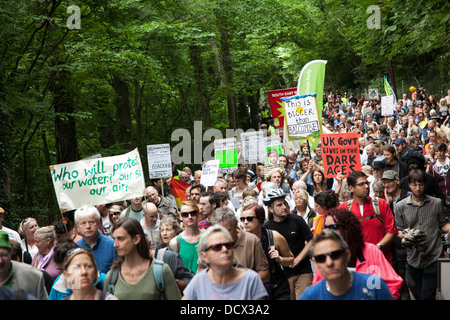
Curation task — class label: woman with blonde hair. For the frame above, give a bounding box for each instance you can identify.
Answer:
[292,189,317,229]
[63,248,117,300]
[31,226,61,280]
[18,217,39,263]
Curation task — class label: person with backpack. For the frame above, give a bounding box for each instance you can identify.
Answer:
[104,218,181,300]
[240,196,293,300]
[262,189,314,300]
[338,171,398,264]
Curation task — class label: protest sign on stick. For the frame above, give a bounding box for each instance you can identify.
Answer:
[282,93,321,141]
[265,135,283,163]
[241,131,266,164]
[147,144,172,179]
[214,138,238,173]
[321,132,361,178]
[200,160,220,187]
[381,95,395,116]
[50,148,145,212]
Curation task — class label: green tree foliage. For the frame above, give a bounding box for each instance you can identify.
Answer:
[0,0,447,225]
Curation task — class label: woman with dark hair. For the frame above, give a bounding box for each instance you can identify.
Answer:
[312,208,403,299]
[312,191,340,235]
[383,144,408,179]
[240,197,293,300]
[104,218,181,300]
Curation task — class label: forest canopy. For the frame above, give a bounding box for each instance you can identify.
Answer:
[0,0,448,224]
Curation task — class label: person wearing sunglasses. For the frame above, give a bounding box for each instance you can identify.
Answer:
[169,201,203,274]
[312,208,403,300]
[182,224,267,300]
[241,196,293,300]
[211,207,270,284]
[299,229,393,300]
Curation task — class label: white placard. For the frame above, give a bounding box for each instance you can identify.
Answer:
[284,95,320,139]
[241,131,266,164]
[147,144,172,179]
[50,148,145,211]
[200,160,220,187]
[381,95,395,116]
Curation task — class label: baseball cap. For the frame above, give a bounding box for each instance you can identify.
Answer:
[393,138,406,145]
[372,161,385,170]
[0,231,12,251]
[381,170,399,180]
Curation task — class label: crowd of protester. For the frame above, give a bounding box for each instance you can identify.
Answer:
[1,86,450,300]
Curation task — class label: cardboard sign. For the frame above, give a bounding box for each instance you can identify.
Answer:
[214,138,238,173]
[283,93,321,140]
[265,136,283,163]
[381,95,395,116]
[321,132,361,178]
[50,148,146,211]
[200,160,220,187]
[241,131,266,164]
[147,144,172,179]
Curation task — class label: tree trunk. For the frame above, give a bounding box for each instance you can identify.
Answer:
[388,59,397,98]
[50,66,78,164]
[112,75,133,150]
[219,22,238,129]
[189,45,210,127]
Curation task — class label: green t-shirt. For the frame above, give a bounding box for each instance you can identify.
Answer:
[104,260,181,300]
[179,235,199,274]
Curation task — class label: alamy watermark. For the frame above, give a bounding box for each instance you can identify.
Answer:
[366,5,381,30]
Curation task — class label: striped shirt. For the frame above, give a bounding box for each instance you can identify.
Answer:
[394,195,447,269]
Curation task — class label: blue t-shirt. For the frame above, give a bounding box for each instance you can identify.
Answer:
[299,271,393,300]
[76,233,117,274]
[183,268,267,300]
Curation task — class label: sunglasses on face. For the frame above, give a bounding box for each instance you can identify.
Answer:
[205,241,235,252]
[323,224,339,230]
[313,249,346,264]
[239,216,257,222]
[180,210,198,218]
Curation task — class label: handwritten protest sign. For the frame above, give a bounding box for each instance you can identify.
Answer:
[241,131,266,164]
[50,148,145,211]
[147,144,172,179]
[200,160,220,187]
[265,136,282,163]
[282,93,321,141]
[381,95,395,116]
[321,132,361,178]
[214,138,238,173]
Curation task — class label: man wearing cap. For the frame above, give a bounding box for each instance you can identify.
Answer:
[382,170,409,211]
[393,138,414,164]
[370,161,385,198]
[0,231,48,300]
[0,208,21,244]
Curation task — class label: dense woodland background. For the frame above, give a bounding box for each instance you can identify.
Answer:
[0,0,448,226]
